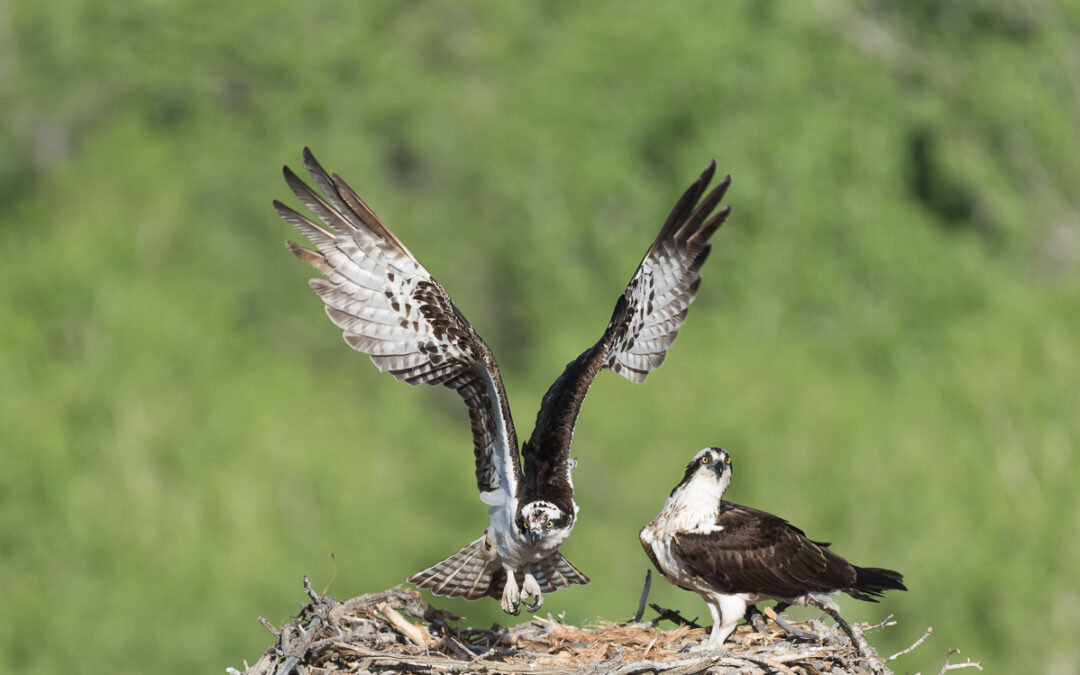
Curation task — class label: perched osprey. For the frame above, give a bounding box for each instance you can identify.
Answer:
[275,149,732,615]
[640,447,906,649]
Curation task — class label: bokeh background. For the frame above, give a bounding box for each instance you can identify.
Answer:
[2,1,1078,673]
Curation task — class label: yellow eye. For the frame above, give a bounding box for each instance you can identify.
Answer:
[545,520,554,529]
[701,455,710,464]
[724,456,731,465]
[521,519,528,530]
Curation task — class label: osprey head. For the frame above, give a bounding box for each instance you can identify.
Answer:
[674,447,733,495]
[519,500,569,546]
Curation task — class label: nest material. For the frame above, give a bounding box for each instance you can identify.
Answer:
[235,579,899,675]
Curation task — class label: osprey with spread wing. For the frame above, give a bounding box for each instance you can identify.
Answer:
[275,149,731,614]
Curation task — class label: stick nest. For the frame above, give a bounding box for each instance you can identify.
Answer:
[234,578,903,675]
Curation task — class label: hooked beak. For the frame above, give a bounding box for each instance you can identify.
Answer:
[520,524,544,544]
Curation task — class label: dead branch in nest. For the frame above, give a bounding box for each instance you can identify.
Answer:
[647,603,701,629]
[631,570,652,623]
[233,577,954,675]
[937,648,983,674]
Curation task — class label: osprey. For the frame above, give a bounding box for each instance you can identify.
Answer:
[275,149,732,615]
[640,447,906,649]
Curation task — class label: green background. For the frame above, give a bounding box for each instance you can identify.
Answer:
[2,2,1077,673]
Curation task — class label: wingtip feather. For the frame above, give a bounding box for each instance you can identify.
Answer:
[700,158,717,184]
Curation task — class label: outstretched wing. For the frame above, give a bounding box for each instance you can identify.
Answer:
[672,502,857,599]
[604,161,731,383]
[521,163,731,502]
[275,148,521,501]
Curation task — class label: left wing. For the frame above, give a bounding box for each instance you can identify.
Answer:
[521,163,731,500]
[604,160,732,383]
[275,148,523,503]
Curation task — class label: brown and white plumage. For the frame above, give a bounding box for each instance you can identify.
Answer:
[276,148,731,614]
[640,448,906,649]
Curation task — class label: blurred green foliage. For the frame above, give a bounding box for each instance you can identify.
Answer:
[1,1,1078,673]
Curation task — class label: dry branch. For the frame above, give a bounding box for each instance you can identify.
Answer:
[937,648,983,674]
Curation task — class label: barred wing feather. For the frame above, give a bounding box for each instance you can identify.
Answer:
[275,148,521,499]
[520,163,730,503]
[606,163,731,383]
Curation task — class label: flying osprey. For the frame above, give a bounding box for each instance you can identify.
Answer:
[275,148,731,614]
[640,447,906,649]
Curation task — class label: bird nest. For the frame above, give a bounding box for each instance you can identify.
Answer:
[232,577,929,675]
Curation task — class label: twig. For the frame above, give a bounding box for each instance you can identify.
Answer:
[642,636,658,657]
[377,602,431,647]
[887,626,933,661]
[321,553,337,598]
[273,653,299,675]
[765,648,833,663]
[747,656,797,675]
[807,598,854,643]
[808,598,885,674]
[648,603,701,629]
[257,617,280,637]
[861,614,897,631]
[938,648,983,674]
[302,575,319,603]
[608,653,725,675]
[763,606,825,641]
[632,570,652,623]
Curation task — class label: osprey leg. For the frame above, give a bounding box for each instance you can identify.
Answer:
[520,573,542,612]
[500,568,521,615]
[702,592,746,650]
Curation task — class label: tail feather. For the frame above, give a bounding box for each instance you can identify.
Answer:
[524,552,590,593]
[847,566,907,602]
[408,536,500,600]
[409,538,590,603]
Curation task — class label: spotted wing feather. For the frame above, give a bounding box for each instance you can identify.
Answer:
[276,148,521,498]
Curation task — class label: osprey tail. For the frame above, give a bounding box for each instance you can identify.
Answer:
[847,565,907,601]
[522,551,591,592]
[408,536,501,600]
[408,536,590,602]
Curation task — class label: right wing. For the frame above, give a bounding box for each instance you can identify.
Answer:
[274,148,521,501]
[522,163,731,499]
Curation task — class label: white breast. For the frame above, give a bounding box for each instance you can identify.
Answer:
[640,473,726,588]
[650,476,723,538]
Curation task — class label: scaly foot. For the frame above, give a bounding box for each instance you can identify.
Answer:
[500,570,520,615]
[521,573,542,612]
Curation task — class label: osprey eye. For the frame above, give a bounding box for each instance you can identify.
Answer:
[701,456,710,465]
[546,520,554,529]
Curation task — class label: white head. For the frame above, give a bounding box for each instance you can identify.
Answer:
[672,447,733,498]
[519,500,570,546]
